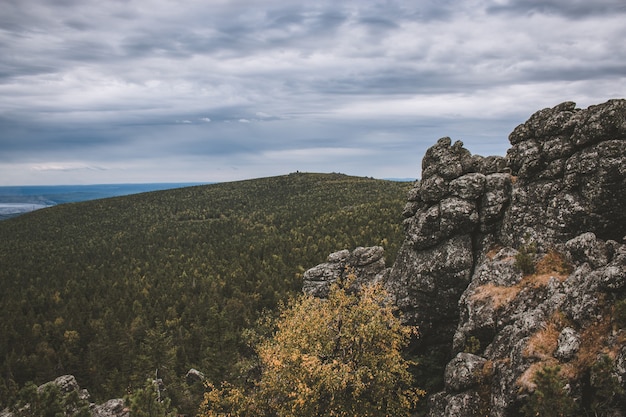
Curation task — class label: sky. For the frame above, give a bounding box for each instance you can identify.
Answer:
[1,0,625,185]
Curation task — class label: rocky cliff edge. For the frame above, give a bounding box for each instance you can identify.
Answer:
[304,99,626,416]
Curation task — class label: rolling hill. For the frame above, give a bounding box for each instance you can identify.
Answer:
[0,172,411,412]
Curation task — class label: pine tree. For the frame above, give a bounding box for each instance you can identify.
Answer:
[521,365,577,417]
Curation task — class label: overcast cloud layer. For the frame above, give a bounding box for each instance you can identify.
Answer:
[1,0,625,185]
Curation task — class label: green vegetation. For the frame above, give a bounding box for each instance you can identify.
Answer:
[127,378,178,417]
[10,381,91,417]
[614,297,626,328]
[0,173,411,413]
[588,354,625,416]
[521,365,576,417]
[199,275,424,417]
[514,239,537,276]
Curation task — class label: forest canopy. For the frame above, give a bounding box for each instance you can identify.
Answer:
[0,173,411,414]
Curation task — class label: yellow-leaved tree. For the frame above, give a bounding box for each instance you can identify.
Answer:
[199,273,424,417]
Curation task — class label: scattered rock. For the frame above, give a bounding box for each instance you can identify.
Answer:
[302,246,386,298]
[185,368,205,385]
[444,353,488,393]
[554,327,580,361]
[92,399,129,417]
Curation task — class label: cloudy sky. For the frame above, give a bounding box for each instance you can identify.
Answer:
[1,0,624,185]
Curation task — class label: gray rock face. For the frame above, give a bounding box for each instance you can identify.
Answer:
[444,353,488,393]
[302,246,387,298]
[389,137,510,349]
[502,99,626,247]
[38,375,88,400]
[554,327,580,361]
[388,100,626,416]
[92,399,129,417]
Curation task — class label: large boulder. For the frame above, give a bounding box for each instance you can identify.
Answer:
[302,246,387,298]
[502,99,626,247]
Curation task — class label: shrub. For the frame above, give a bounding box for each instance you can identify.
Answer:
[614,298,626,329]
[515,241,537,276]
[521,365,577,417]
[587,354,625,415]
[199,275,424,417]
[126,379,178,417]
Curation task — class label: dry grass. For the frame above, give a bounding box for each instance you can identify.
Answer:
[486,245,504,260]
[535,250,573,278]
[523,322,560,360]
[523,272,565,288]
[471,250,571,311]
[471,283,521,310]
[471,274,557,310]
[572,315,612,371]
[521,311,616,385]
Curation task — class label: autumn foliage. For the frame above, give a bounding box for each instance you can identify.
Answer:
[199,274,424,417]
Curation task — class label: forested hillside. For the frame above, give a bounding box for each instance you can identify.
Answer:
[0,173,410,412]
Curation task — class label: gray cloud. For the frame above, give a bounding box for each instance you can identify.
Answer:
[0,0,624,185]
[487,0,626,18]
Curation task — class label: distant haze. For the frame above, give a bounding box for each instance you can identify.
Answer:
[1,0,624,185]
[0,183,206,219]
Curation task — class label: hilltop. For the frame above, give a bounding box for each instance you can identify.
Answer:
[0,172,411,414]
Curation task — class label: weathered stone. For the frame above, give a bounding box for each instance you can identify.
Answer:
[500,100,626,247]
[444,353,488,392]
[569,99,626,146]
[398,100,626,416]
[406,181,421,202]
[439,197,479,236]
[2,375,130,417]
[327,249,350,263]
[453,247,521,352]
[402,201,420,218]
[507,139,542,179]
[422,137,474,180]
[449,173,486,201]
[185,368,205,384]
[508,101,577,145]
[388,234,474,347]
[554,327,580,361]
[478,155,508,174]
[565,232,610,268]
[428,391,483,417]
[302,246,387,298]
[479,174,512,229]
[350,245,384,266]
[421,175,449,203]
[92,399,129,417]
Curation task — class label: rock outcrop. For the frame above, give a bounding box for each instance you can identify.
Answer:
[387,137,511,347]
[1,375,129,417]
[302,99,626,416]
[302,246,387,297]
[402,99,626,416]
[503,99,626,248]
